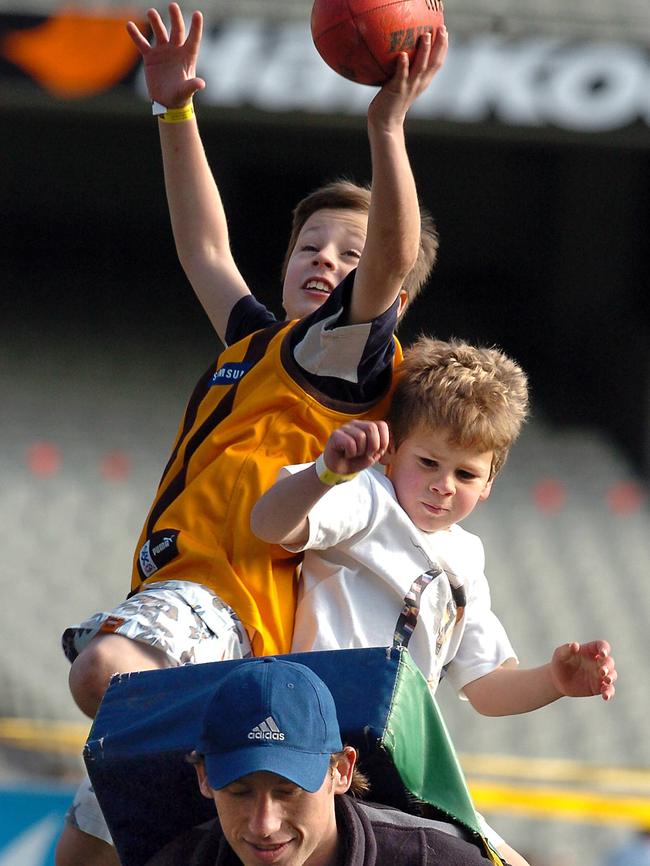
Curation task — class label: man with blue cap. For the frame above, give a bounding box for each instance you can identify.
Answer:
[145,657,493,866]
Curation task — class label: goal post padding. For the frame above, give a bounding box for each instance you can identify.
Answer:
[85,647,485,866]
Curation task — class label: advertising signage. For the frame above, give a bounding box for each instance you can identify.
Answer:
[1,10,650,140]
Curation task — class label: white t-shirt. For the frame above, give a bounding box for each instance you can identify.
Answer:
[285,465,517,697]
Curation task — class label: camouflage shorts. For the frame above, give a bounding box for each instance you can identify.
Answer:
[62,580,253,844]
[61,580,253,667]
[65,776,114,845]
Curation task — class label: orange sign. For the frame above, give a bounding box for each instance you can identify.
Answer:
[1,8,146,98]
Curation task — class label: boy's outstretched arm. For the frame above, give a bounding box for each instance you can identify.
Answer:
[251,420,389,546]
[463,640,617,716]
[127,4,251,343]
[350,27,448,325]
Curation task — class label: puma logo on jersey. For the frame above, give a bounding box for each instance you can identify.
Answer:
[137,530,180,579]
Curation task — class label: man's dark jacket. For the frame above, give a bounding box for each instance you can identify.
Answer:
[145,796,492,865]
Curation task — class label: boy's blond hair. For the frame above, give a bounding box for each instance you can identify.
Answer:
[387,336,529,478]
[281,179,438,312]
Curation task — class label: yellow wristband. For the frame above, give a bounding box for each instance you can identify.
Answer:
[315,453,358,486]
[155,103,195,124]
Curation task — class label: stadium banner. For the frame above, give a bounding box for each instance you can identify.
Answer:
[0,781,76,866]
[1,9,650,139]
[0,9,145,98]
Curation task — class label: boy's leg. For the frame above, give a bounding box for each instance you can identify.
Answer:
[55,777,118,866]
[57,580,252,866]
[55,826,118,866]
[68,633,172,718]
[62,579,252,718]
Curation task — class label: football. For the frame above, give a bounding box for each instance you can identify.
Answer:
[311,0,445,86]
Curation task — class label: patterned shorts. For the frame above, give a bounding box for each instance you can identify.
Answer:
[61,579,252,666]
[65,776,114,845]
[62,580,253,843]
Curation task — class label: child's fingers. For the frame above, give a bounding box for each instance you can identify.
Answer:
[126,20,151,52]
[168,3,201,48]
[402,26,446,97]
[330,425,367,459]
[591,639,612,661]
[359,422,381,454]
[168,3,187,45]
[182,77,206,99]
[186,10,204,53]
[554,641,579,663]
[387,52,409,89]
[332,421,387,460]
[598,654,616,682]
[593,645,616,700]
[376,420,390,453]
[345,427,368,457]
[356,420,390,458]
[428,25,448,71]
[601,666,617,687]
[409,31,432,77]
[147,7,170,45]
[355,422,384,457]
[600,677,616,701]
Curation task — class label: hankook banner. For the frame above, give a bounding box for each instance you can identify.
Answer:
[1,11,649,136]
[183,22,650,135]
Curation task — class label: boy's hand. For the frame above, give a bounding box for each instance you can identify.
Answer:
[550,640,617,701]
[323,420,390,477]
[368,26,448,128]
[126,3,205,108]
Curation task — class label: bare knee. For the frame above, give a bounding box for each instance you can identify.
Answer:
[55,824,119,866]
[69,633,172,718]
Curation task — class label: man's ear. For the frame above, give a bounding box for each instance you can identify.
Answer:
[194,762,214,801]
[396,289,409,318]
[332,746,357,795]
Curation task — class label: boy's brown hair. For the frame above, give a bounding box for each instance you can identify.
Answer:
[387,336,529,478]
[281,179,438,312]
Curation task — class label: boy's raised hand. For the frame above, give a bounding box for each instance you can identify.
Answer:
[550,640,617,702]
[323,420,390,477]
[126,3,205,109]
[368,26,448,127]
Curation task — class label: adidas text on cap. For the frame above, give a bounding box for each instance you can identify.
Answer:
[197,657,343,793]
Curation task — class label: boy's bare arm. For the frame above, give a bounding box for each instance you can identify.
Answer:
[127,4,250,343]
[463,640,617,716]
[250,466,323,548]
[350,27,448,325]
[251,420,389,546]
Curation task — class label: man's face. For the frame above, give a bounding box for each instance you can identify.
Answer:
[197,754,354,866]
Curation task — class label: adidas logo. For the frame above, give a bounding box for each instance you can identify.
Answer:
[248,716,285,741]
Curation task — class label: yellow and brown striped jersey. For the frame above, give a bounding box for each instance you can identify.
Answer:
[131,286,402,657]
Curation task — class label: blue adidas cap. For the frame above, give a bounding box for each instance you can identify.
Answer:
[197,657,343,793]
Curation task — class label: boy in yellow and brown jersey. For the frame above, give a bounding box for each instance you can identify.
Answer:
[129,296,403,658]
[56,5,447,864]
